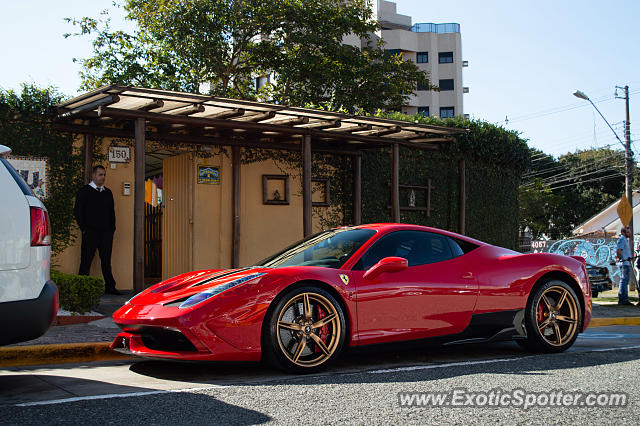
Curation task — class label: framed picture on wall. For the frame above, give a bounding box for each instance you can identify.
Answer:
[263,174,290,205]
[312,178,330,207]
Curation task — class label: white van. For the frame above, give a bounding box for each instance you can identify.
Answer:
[0,145,58,345]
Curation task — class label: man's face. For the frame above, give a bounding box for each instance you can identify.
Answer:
[622,228,631,237]
[93,168,106,186]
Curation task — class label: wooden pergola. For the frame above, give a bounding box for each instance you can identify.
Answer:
[54,85,466,291]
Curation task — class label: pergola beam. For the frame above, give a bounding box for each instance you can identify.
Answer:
[302,135,312,237]
[300,120,341,129]
[353,155,361,225]
[136,99,164,112]
[133,118,146,293]
[391,143,400,222]
[355,126,402,136]
[267,116,309,126]
[234,110,276,122]
[57,95,119,119]
[205,108,245,119]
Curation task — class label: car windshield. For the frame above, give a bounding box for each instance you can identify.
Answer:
[255,228,376,269]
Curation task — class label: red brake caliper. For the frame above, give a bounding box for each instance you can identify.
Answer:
[537,301,544,324]
[315,307,326,354]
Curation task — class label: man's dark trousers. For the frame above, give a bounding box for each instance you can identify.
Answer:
[79,229,117,291]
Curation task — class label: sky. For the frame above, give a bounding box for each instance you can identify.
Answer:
[1,0,639,158]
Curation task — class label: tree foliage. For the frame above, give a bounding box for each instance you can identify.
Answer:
[65,0,432,113]
[0,84,82,255]
[520,147,638,238]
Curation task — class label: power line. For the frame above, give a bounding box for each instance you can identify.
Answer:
[523,154,625,186]
[506,89,640,124]
[525,144,622,176]
[549,173,625,190]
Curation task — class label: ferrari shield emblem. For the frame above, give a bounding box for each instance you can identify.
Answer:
[339,274,349,285]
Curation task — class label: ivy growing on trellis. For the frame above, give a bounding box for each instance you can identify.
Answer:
[0,84,84,255]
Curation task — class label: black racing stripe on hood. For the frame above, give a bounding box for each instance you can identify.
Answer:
[189,267,253,288]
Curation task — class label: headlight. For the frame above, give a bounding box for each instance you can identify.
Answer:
[178,272,265,309]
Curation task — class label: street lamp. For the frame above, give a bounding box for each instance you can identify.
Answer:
[573,88,634,255]
[572,90,625,148]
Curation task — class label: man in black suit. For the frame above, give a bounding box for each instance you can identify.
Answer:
[74,165,121,295]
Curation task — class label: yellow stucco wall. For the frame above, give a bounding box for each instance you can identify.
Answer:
[55,143,337,290]
[53,139,135,290]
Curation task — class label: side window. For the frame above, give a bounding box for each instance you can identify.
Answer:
[356,231,454,270]
[447,237,479,258]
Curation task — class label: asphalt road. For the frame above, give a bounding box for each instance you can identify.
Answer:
[2,326,640,425]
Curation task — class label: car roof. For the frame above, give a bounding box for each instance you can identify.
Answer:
[0,145,11,158]
[336,223,488,247]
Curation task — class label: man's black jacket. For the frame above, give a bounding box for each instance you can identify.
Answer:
[73,185,116,232]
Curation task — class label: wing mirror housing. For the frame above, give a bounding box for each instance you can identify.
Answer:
[363,256,408,280]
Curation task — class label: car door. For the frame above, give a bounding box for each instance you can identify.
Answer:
[352,231,478,345]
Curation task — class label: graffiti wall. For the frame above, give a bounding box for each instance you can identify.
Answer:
[530,238,639,285]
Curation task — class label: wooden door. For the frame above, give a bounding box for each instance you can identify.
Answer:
[162,153,193,279]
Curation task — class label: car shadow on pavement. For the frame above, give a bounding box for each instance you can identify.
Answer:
[2,374,271,425]
[126,340,639,386]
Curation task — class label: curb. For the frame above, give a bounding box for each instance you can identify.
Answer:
[0,342,131,368]
[589,316,640,327]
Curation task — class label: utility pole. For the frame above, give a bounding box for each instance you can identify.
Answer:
[574,87,634,254]
[618,85,634,255]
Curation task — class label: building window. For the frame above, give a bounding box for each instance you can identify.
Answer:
[439,52,454,63]
[440,107,455,118]
[417,80,430,91]
[385,49,402,57]
[417,107,429,117]
[439,79,454,91]
[416,52,428,63]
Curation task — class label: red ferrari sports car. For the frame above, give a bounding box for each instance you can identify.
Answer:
[111,224,591,373]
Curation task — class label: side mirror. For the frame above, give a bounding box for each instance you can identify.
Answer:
[363,256,408,280]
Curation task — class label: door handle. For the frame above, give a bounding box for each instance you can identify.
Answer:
[461,272,474,280]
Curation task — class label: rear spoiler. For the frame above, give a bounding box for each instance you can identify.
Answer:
[570,256,587,265]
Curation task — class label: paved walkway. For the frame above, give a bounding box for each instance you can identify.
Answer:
[8,293,131,347]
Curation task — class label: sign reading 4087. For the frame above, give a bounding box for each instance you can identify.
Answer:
[108,146,131,163]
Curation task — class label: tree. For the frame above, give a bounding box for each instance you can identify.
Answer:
[65,0,432,113]
[519,178,561,239]
[520,146,638,238]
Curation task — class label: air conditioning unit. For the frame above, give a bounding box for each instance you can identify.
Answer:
[463,87,469,93]
[462,60,469,67]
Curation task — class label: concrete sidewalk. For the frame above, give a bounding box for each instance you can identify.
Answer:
[1,294,639,368]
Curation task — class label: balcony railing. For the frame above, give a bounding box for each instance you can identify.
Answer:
[410,23,460,34]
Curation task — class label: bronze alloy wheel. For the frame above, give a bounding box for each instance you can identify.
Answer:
[535,285,579,346]
[275,291,342,368]
[518,279,582,353]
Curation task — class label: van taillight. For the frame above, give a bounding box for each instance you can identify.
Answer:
[30,207,51,246]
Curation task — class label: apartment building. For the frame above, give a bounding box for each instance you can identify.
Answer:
[346,0,468,118]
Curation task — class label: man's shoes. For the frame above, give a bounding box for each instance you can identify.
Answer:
[618,301,634,306]
[105,288,123,295]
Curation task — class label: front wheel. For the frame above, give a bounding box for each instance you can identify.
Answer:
[263,286,346,373]
[518,280,582,353]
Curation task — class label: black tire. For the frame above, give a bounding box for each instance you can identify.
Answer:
[262,285,347,374]
[591,291,599,299]
[519,279,582,353]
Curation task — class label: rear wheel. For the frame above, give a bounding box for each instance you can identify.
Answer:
[518,280,582,353]
[263,286,346,373]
